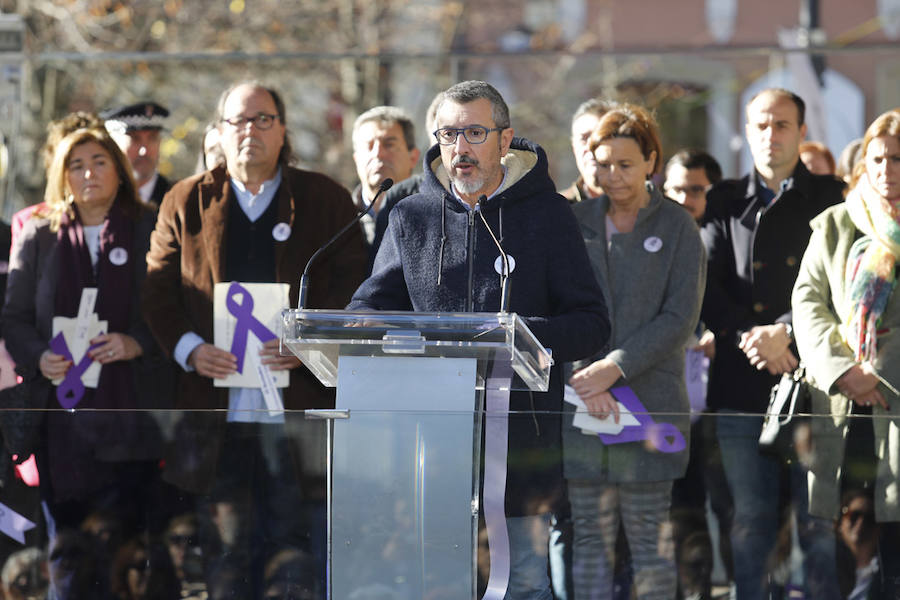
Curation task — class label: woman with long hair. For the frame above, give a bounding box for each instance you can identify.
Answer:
[792,108,900,596]
[3,124,170,547]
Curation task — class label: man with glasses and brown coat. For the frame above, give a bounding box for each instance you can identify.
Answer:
[142,81,367,594]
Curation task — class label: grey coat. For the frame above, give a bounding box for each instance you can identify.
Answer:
[563,188,706,482]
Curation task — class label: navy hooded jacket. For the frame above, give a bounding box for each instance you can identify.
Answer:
[349,136,610,515]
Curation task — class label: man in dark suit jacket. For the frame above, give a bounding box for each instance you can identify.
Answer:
[701,88,844,600]
[142,82,367,593]
[103,101,172,206]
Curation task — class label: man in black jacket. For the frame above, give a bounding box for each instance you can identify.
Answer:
[350,80,609,600]
[701,88,844,599]
[368,91,444,273]
[350,106,420,246]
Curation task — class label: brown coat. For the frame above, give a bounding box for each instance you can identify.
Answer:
[142,165,367,492]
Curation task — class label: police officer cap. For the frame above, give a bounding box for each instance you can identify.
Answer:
[101,101,169,135]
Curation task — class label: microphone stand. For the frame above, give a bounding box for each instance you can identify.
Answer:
[475,194,511,313]
[297,177,394,309]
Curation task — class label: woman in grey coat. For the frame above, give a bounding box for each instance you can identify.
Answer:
[564,104,706,600]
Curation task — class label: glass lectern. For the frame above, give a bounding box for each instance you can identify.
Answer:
[281,310,551,599]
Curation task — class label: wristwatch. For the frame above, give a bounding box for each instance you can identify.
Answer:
[783,322,794,341]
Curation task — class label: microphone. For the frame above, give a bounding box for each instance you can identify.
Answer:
[298,177,393,309]
[475,194,512,313]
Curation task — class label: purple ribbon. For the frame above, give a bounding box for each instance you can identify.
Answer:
[225,281,276,373]
[481,361,512,600]
[597,386,687,454]
[49,332,102,409]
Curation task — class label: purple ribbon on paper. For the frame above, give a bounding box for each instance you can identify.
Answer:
[49,332,103,409]
[597,386,687,454]
[225,281,277,373]
[481,361,512,600]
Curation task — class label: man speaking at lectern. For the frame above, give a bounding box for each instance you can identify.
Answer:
[348,80,609,599]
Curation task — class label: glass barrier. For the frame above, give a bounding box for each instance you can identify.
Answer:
[0,404,890,600]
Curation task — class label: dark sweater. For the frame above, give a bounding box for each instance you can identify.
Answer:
[224,191,278,284]
[369,173,424,275]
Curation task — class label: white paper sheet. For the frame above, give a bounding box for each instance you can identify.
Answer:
[564,384,640,435]
[213,282,290,389]
[51,314,106,388]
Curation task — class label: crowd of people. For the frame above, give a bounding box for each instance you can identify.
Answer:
[0,76,895,600]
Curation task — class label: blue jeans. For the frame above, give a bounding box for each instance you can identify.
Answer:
[549,511,573,600]
[716,411,840,600]
[505,513,553,600]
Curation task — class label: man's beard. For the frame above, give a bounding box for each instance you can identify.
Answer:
[451,155,486,195]
[453,174,486,195]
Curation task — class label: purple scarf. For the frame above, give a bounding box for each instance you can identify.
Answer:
[54,202,135,408]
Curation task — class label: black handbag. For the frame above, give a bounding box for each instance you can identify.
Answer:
[759,365,810,462]
[0,366,51,462]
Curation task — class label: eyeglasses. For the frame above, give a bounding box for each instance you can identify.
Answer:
[433,125,504,145]
[221,113,280,130]
[664,184,711,197]
[841,506,875,526]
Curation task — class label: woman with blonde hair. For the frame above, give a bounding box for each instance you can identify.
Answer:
[2,124,169,546]
[564,103,706,599]
[792,108,900,595]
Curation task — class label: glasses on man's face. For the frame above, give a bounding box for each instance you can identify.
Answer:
[665,184,711,197]
[221,113,280,130]
[433,125,504,146]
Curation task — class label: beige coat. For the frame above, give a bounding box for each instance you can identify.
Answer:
[792,203,900,521]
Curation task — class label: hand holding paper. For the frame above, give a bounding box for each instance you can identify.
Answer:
[564,385,640,434]
[259,338,301,371]
[87,332,143,364]
[189,343,237,379]
[585,391,620,423]
[568,358,621,400]
[39,349,71,381]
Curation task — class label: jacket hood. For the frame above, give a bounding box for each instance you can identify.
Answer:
[421,136,557,211]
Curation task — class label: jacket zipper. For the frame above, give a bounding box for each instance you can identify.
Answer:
[466,208,476,312]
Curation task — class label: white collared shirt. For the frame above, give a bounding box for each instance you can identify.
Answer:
[229,169,283,221]
[138,173,159,204]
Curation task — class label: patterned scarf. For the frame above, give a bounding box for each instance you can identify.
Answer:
[844,178,900,361]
